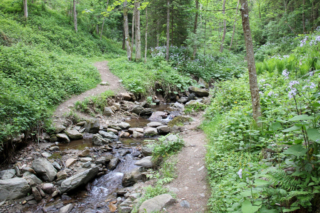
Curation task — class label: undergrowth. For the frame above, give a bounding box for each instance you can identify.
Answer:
[203,32,320,212]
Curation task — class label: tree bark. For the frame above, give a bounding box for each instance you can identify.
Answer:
[23,0,28,19]
[132,1,136,58]
[123,0,132,60]
[145,7,148,63]
[100,0,110,40]
[135,1,141,61]
[220,0,227,53]
[166,0,170,61]
[240,0,261,124]
[230,0,240,50]
[192,0,199,59]
[73,0,77,33]
[302,0,305,33]
[156,19,160,47]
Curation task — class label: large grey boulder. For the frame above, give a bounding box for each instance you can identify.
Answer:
[177,97,189,104]
[185,99,203,106]
[23,172,43,186]
[138,194,176,213]
[92,134,110,146]
[147,122,162,128]
[59,204,74,213]
[99,131,118,140]
[144,127,158,136]
[188,86,209,97]
[32,158,57,182]
[108,158,120,170]
[131,105,144,115]
[122,167,144,187]
[132,131,144,138]
[85,119,100,133]
[135,156,153,168]
[149,111,167,121]
[118,122,130,129]
[55,124,66,133]
[142,146,154,156]
[0,169,16,180]
[65,129,83,140]
[119,198,133,213]
[141,108,153,116]
[157,126,170,135]
[0,178,31,201]
[60,167,99,193]
[103,107,114,116]
[56,133,70,143]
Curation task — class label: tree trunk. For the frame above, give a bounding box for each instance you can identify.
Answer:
[192,0,199,59]
[230,0,240,50]
[171,3,174,45]
[73,0,77,33]
[135,1,141,61]
[240,0,261,124]
[220,0,227,52]
[23,0,28,19]
[122,30,125,50]
[123,0,132,60]
[156,19,160,47]
[302,0,305,33]
[145,7,148,63]
[132,1,136,58]
[166,0,170,61]
[100,0,110,40]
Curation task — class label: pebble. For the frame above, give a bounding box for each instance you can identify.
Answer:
[180,200,190,208]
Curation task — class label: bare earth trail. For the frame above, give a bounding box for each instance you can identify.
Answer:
[52,61,209,212]
[53,61,126,118]
[166,112,210,213]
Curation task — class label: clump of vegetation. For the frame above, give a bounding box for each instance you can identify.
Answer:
[74,90,114,114]
[167,116,192,128]
[151,134,184,161]
[184,102,207,114]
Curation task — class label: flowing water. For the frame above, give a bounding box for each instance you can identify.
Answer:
[24,103,178,212]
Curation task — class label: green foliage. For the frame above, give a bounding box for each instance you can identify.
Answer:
[0,44,101,143]
[74,90,114,114]
[203,56,320,212]
[184,102,207,114]
[151,134,184,161]
[108,57,195,97]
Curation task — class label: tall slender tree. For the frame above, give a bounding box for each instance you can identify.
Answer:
[73,0,77,32]
[192,0,199,59]
[123,0,132,60]
[166,0,170,61]
[240,0,261,124]
[230,0,240,50]
[23,0,28,19]
[135,0,141,61]
[100,0,110,40]
[145,6,148,63]
[132,1,136,58]
[220,0,227,52]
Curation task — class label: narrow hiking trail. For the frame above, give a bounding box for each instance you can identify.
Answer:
[53,61,126,118]
[166,112,210,213]
[52,61,210,212]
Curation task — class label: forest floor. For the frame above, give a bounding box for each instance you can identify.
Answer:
[53,61,209,212]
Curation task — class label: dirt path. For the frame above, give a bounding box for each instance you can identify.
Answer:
[53,61,126,118]
[166,112,210,213]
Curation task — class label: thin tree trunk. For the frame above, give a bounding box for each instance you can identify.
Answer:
[100,0,110,40]
[135,1,141,61]
[204,0,208,67]
[145,7,148,63]
[302,0,305,33]
[156,19,160,47]
[132,2,136,58]
[240,0,261,124]
[166,0,170,61]
[230,0,240,50]
[23,0,28,19]
[171,3,174,45]
[192,0,199,59]
[73,0,77,33]
[122,30,126,50]
[123,0,132,60]
[220,0,227,52]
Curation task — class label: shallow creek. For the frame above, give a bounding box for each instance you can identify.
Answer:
[24,103,178,213]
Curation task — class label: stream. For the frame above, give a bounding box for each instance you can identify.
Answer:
[23,103,179,213]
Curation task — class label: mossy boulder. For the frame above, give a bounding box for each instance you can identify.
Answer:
[167,116,192,128]
[189,86,209,97]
